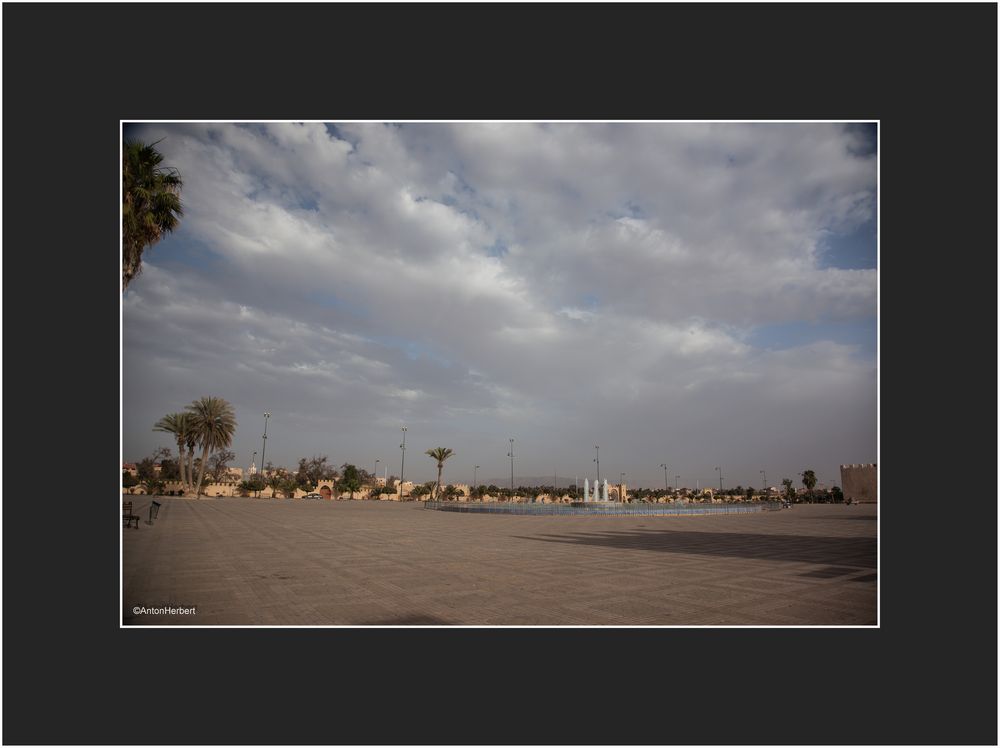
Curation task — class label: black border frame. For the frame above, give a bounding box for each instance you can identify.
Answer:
[3,2,996,744]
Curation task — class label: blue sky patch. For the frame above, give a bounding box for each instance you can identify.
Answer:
[747,319,876,358]
[818,217,877,270]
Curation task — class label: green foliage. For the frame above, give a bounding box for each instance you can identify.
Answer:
[142,478,166,496]
[186,396,237,495]
[801,470,817,491]
[240,476,266,496]
[782,478,795,501]
[425,447,454,498]
[136,458,157,482]
[831,486,844,503]
[154,412,193,489]
[122,139,183,289]
[159,458,181,480]
[296,455,336,488]
[336,464,363,499]
[122,471,139,488]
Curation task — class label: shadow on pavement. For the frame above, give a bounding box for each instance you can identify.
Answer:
[512,528,876,568]
[362,614,453,625]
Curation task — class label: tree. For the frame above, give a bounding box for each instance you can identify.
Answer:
[801,470,817,492]
[442,484,459,501]
[782,478,795,501]
[831,485,844,503]
[411,484,430,500]
[424,447,454,500]
[122,471,139,489]
[335,464,363,500]
[209,449,236,482]
[122,139,183,289]
[240,476,265,497]
[154,412,193,491]
[142,478,166,496]
[136,458,157,483]
[296,455,337,489]
[746,486,755,502]
[186,396,237,496]
[159,458,181,481]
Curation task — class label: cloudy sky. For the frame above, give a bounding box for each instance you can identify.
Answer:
[122,122,877,490]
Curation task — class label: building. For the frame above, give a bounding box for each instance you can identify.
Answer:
[122,463,138,477]
[840,463,877,504]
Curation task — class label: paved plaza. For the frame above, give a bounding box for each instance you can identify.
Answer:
[122,497,877,626]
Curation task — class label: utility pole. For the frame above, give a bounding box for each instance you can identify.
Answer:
[715,466,723,493]
[594,446,600,485]
[660,463,669,492]
[760,469,767,494]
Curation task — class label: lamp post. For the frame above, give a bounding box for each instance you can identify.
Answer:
[474,465,479,491]
[258,412,271,497]
[260,412,271,473]
[715,466,723,493]
[399,427,407,500]
[507,439,515,499]
[594,446,600,485]
[760,469,767,495]
[250,450,257,475]
[660,463,669,492]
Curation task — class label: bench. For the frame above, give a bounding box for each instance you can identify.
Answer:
[148,500,161,525]
[123,500,140,529]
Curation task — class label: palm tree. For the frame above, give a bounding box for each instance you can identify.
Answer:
[801,470,817,491]
[186,397,237,497]
[122,139,183,290]
[153,412,192,492]
[424,448,454,500]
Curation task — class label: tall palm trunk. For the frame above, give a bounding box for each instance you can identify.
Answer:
[194,444,211,497]
[436,464,443,500]
[177,440,187,490]
[186,447,196,493]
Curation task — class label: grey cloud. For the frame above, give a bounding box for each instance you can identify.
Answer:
[123,122,876,488]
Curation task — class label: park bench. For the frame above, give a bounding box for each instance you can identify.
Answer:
[148,500,161,525]
[123,501,140,529]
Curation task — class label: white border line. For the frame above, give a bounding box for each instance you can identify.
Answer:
[121,120,879,630]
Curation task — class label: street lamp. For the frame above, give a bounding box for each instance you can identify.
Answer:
[594,446,600,485]
[660,463,669,492]
[474,465,479,491]
[258,412,271,497]
[399,427,407,500]
[507,439,515,499]
[715,466,723,492]
[760,469,767,494]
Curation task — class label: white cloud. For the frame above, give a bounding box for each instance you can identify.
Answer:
[123,122,877,487]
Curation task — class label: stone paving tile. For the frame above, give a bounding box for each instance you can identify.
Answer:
[123,498,877,625]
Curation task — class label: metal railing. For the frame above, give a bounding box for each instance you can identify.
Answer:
[423,500,784,516]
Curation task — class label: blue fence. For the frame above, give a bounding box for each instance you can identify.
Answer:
[423,501,784,516]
